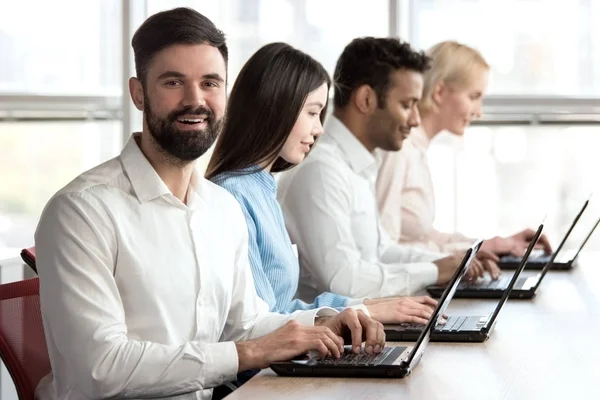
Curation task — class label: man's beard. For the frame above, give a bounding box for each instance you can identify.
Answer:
[144,96,222,163]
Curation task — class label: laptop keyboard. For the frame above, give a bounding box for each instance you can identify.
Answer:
[438,316,468,332]
[460,276,528,290]
[399,316,466,332]
[317,347,393,366]
[501,255,551,264]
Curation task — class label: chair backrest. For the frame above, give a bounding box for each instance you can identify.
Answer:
[0,278,51,400]
[20,247,37,274]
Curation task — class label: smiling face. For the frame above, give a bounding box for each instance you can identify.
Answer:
[437,68,488,136]
[130,43,227,161]
[278,83,329,165]
[366,68,424,152]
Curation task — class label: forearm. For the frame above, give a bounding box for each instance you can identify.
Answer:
[233,308,339,371]
[76,339,239,398]
[381,241,447,263]
[235,313,338,371]
[427,228,475,250]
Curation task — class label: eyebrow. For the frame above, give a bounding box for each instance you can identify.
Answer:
[156,71,225,82]
[305,101,325,108]
[203,73,225,83]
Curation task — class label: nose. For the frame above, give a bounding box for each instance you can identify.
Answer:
[408,105,421,127]
[313,120,325,137]
[182,85,207,108]
[472,100,483,119]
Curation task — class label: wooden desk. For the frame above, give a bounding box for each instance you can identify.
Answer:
[226,254,600,399]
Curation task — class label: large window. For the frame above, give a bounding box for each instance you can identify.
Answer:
[429,125,600,250]
[0,122,122,251]
[0,0,122,96]
[412,0,600,96]
[146,0,389,82]
[0,0,123,258]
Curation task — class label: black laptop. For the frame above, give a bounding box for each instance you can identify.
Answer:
[270,241,481,379]
[386,224,542,342]
[427,222,552,299]
[499,200,589,270]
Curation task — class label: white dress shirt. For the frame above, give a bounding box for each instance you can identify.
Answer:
[34,134,337,400]
[376,127,474,253]
[277,117,442,302]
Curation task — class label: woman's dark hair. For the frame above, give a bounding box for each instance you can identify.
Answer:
[132,7,228,85]
[206,42,331,178]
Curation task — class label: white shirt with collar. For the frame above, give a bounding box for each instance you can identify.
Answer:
[277,116,443,302]
[34,134,337,400]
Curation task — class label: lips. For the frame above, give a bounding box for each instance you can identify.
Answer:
[169,105,214,125]
[300,142,313,153]
[176,116,208,125]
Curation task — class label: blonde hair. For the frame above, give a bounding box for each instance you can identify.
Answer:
[419,41,490,115]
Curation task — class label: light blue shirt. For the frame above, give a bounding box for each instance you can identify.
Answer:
[211,168,352,313]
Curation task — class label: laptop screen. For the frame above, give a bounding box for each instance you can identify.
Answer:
[534,200,589,290]
[549,199,588,261]
[485,223,544,331]
[570,216,600,264]
[403,239,482,368]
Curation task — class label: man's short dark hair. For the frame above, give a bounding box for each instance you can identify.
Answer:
[333,37,430,109]
[132,7,228,85]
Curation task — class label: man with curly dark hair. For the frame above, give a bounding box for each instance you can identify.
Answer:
[277,37,486,303]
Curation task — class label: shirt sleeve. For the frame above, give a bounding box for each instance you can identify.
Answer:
[285,292,351,313]
[279,161,439,299]
[426,230,475,253]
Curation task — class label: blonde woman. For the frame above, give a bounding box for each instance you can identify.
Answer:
[376,41,551,262]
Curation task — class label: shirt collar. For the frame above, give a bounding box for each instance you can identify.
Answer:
[212,166,277,194]
[250,167,277,194]
[120,133,205,208]
[409,126,431,153]
[324,116,379,178]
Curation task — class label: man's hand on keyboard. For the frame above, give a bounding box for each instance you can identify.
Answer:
[483,228,552,257]
[364,296,437,325]
[235,320,346,371]
[316,308,385,355]
[466,249,501,281]
[434,253,465,284]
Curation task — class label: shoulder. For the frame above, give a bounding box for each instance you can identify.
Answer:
[209,172,257,213]
[57,156,126,199]
[38,157,127,227]
[281,142,349,186]
[306,138,347,168]
[277,149,352,207]
[200,177,247,212]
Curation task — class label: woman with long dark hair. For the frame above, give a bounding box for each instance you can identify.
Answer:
[207,42,438,324]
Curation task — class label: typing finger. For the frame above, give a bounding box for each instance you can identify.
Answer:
[357,312,381,354]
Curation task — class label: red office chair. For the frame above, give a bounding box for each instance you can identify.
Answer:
[20,247,37,274]
[0,278,51,400]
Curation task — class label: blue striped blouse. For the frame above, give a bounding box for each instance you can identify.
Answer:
[211,168,352,313]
